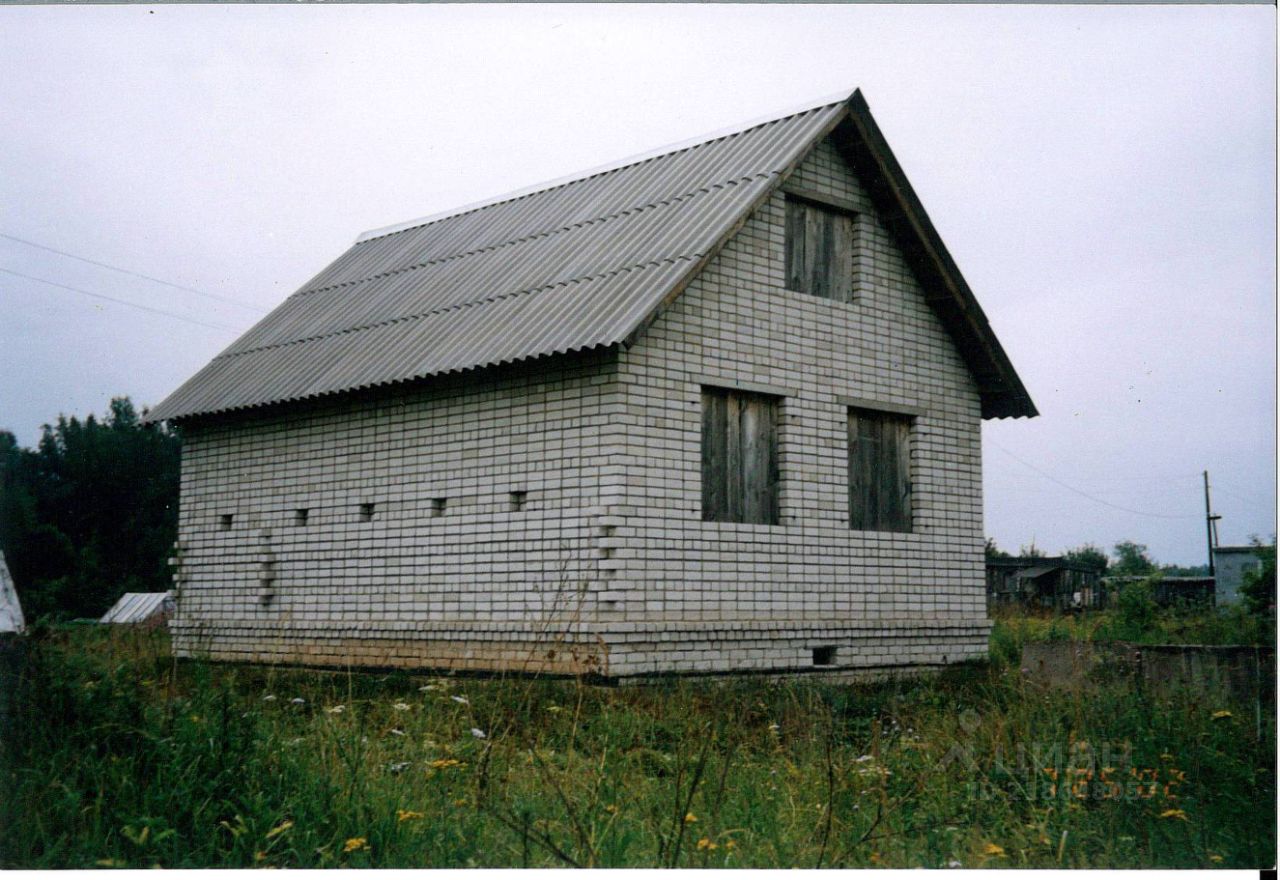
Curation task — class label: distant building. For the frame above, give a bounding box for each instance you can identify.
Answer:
[1212,546,1264,606]
[99,592,175,628]
[0,553,23,634]
[986,557,1105,611]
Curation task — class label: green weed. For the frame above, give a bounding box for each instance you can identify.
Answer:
[0,624,1273,868]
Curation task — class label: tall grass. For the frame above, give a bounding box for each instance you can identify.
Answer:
[990,601,1274,663]
[1,623,1273,868]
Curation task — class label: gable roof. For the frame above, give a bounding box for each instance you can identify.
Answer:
[147,89,1035,423]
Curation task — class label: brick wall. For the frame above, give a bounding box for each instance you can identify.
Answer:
[170,349,621,674]
[602,136,990,675]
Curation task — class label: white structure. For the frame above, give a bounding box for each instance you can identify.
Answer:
[147,89,1035,679]
[99,592,175,626]
[0,553,23,634]
[1212,546,1264,606]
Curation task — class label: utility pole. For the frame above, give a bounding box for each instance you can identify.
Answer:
[1203,471,1221,576]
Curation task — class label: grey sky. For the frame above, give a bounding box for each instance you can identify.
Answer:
[1,5,1273,565]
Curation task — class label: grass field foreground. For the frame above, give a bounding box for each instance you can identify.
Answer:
[0,621,1273,868]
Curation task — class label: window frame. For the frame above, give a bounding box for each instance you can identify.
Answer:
[847,406,914,533]
[701,386,781,526]
[784,195,857,303]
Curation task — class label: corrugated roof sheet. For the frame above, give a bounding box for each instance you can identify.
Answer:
[147,89,1035,422]
[99,592,174,625]
[0,553,23,634]
[148,100,846,421]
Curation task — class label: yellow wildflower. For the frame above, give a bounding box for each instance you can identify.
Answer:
[397,810,424,823]
[725,840,737,851]
[453,798,468,807]
[254,851,267,862]
[604,804,618,814]
[95,859,124,867]
[1212,710,1233,720]
[265,820,293,840]
[1209,854,1223,863]
[1160,753,1174,761]
[869,852,882,865]
[696,838,718,851]
[984,843,1006,856]
[684,812,697,824]
[428,758,463,770]
[1159,809,1188,821]
[343,837,368,853]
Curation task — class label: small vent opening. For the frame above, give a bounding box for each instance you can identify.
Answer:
[431,498,447,517]
[219,514,233,531]
[359,503,375,522]
[509,490,528,512]
[813,646,838,667]
[294,508,309,526]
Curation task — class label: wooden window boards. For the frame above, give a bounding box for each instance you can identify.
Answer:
[785,197,856,303]
[701,387,779,525]
[847,407,913,532]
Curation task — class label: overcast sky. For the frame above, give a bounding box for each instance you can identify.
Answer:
[1,5,1274,566]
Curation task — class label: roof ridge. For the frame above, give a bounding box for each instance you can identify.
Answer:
[295,173,771,301]
[220,256,699,361]
[354,92,852,244]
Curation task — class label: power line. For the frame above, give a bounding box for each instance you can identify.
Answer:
[0,232,267,314]
[988,439,1201,520]
[2,266,243,333]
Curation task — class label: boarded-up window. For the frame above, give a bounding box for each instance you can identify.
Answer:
[785,198,856,302]
[848,408,912,532]
[702,388,779,525]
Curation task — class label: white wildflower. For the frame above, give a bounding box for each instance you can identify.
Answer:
[290,698,306,705]
[262,694,277,702]
[419,685,437,692]
[393,702,411,711]
[855,754,875,763]
[948,860,963,868]
[389,728,407,737]
[470,728,487,739]
[451,695,469,705]
[388,761,411,774]
[325,705,346,714]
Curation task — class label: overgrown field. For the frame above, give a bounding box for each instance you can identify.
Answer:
[1,622,1274,869]
[989,602,1276,667]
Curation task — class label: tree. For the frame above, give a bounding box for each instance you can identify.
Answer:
[984,538,1011,561]
[1111,541,1157,577]
[0,397,181,619]
[1018,541,1046,560]
[1240,535,1277,615]
[1063,543,1109,574]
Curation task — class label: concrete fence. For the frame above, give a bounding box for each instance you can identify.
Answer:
[1021,639,1274,706]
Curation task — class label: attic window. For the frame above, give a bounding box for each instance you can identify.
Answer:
[219,514,233,531]
[359,503,375,522]
[294,508,309,526]
[784,197,856,303]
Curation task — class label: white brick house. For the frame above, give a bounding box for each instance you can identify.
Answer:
[148,89,1035,679]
